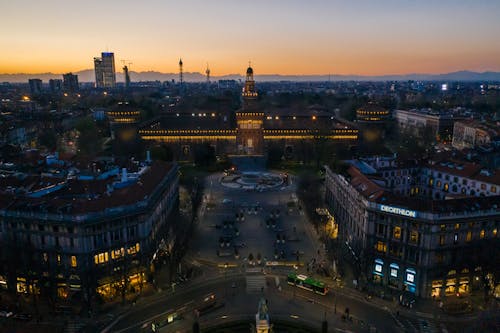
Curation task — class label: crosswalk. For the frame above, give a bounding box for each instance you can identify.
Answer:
[246,275,266,294]
[64,319,86,333]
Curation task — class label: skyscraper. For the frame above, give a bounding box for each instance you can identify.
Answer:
[49,79,62,93]
[94,52,116,88]
[63,73,79,92]
[28,78,42,95]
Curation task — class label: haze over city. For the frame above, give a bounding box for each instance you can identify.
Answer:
[1,0,500,75]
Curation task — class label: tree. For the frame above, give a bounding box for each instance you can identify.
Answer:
[38,131,58,151]
[76,117,103,156]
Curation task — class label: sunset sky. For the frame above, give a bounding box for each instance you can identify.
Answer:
[1,0,499,75]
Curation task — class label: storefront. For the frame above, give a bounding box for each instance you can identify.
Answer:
[388,263,400,288]
[404,268,417,293]
[373,259,384,283]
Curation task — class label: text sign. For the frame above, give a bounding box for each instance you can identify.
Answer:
[379,204,417,218]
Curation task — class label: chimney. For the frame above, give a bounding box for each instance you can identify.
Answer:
[121,168,127,182]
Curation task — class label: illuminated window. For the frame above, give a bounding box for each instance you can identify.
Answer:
[94,252,109,265]
[439,235,445,246]
[491,186,497,193]
[454,233,458,244]
[410,231,419,244]
[57,254,61,265]
[127,243,141,255]
[493,229,498,237]
[375,241,387,253]
[393,226,402,239]
[111,248,125,260]
[454,223,460,230]
[480,230,485,239]
[429,178,434,186]
[71,256,77,268]
[444,183,449,192]
[466,231,472,242]
[440,224,446,231]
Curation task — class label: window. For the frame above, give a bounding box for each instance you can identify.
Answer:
[445,175,450,181]
[481,184,486,190]
[493,229,498,237]
[480,230,485,239]
[492,186,497,193]
[466,231,472,242]
[57,254,61,265]
[454,223,460,230]
[42,253,48,263]
[375,241,387,253]
[94,252,109,265]
[440,224,446,231]
[71,256,77,268]
[437,180,442,188]
[454,233,458,244]
[410,230,419,244]
[462,179,467,185]
[435,253,444,264]
[439,235,445,246]
[111,248,125,260]
[393,226,402,239]
[127,243,140,255]
[453,177,458,183]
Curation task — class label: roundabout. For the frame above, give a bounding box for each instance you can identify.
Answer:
[220,171,285,191]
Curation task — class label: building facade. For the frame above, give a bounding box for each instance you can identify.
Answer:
[28,78,42,95]
[139,65,359,159]
[324,157,500,299]
[394,108,467,141]
[0,160,179,301]
[94,52,116,89]
[63,73,79,92]
[452,120,499,149]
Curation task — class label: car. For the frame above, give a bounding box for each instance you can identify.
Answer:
[13,313,33,321]
[0,311,13,318]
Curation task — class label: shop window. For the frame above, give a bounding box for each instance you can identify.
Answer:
[439,235,445,246]
[454,223,460,230]
[466,231,472,242]
[71,256,77,268]
[494,229,498,237]
[480,229,485,239]
[393,226,402,239]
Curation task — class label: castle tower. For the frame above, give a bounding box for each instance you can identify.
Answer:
[242,62,258,104]
[236,63,264,155]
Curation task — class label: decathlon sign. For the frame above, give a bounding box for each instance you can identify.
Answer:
[379,204,417,218]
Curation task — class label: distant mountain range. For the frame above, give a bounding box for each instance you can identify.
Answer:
[1,70,500,83]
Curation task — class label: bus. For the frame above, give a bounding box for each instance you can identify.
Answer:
[287,273,328,295]
[151,308,183,332]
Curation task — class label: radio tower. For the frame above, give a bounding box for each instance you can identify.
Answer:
[179,58,183,84]
[205,63,210,84]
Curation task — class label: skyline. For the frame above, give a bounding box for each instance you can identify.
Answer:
[1,0,500,75]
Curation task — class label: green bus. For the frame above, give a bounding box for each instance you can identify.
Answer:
[287,273,328,295]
